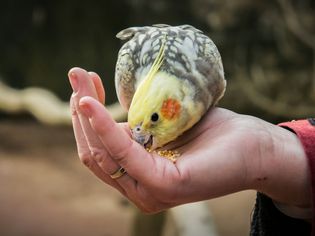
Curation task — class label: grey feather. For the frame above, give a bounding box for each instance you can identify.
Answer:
[115,24,226,111]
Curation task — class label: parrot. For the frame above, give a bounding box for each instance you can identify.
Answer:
[115,24,226,150]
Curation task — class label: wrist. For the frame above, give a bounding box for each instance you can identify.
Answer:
[250,122,311,208]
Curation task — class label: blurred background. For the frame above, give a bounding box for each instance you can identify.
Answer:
[0,0,314,235]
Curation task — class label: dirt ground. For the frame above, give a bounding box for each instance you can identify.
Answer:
[0,119,256,236]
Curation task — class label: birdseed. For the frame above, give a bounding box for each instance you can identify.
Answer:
[146,148,181,163]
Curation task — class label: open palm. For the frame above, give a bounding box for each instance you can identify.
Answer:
[69,67,310,213]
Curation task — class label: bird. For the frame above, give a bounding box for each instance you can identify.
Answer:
[115,24,226,150]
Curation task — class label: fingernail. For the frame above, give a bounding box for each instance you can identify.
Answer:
[79,102,92,117]
[69,72,79,92]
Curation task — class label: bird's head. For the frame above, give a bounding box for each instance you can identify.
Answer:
[128,71,186,150]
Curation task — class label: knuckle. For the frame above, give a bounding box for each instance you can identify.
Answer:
[70,98,78,116]
[82,158,91,168]
[110,139,134,166]
[112,149,129,166]
[71,105,78,116]
[90,148,106,163]
[78,152,92,167]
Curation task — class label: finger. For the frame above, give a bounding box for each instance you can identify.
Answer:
[68,67,98,99]
[78,96,171,185]
[70,96,125,193]
[68,68,121,177]
[70,96,90,160]
[89,71,105,104]
[68,68,104,147]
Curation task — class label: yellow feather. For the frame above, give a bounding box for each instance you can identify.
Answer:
[129,37,166,111]
[145,36,166,84]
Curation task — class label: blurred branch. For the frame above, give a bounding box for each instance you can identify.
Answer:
[278,0,315,98]
[277,0,315,50]
[0,81,126,125]
[235,66,314,118]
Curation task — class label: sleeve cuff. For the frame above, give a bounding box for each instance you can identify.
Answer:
[278,119,315,222]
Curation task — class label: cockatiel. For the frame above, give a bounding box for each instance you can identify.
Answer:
[115,24,226,150]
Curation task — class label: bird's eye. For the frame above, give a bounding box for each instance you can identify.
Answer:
[151,113,159,122]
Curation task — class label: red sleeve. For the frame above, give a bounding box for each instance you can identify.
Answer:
[279,119,315,231]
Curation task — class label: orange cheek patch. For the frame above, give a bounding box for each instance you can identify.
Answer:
[161,98,181,120]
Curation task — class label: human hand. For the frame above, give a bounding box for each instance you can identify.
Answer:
[68,67,310,213]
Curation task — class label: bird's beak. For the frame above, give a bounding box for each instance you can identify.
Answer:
[131,126,153,149]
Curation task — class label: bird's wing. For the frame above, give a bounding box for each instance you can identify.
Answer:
[115,27,146,111]
[194,34,226,106]
[115,46,136,111]
[115,26,165,110]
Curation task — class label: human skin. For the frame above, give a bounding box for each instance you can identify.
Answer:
[68,67,311,214]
